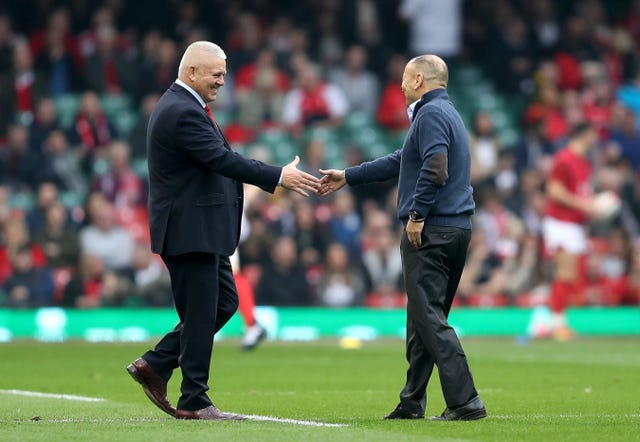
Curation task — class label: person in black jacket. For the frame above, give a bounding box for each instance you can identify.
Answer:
[126,41,320,421]
[320,54,486,421]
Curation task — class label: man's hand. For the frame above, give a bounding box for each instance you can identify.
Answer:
[318,168,347,196]
[406,219,424,248]
[281,156,321,196]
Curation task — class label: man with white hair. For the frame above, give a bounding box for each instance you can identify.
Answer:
[126,41,320,420]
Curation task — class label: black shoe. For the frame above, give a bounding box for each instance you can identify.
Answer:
[430,396,487,421]
[384,404,424,420]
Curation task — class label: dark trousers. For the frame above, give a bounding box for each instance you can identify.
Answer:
[398,225,477,413]
[142,252,239,411]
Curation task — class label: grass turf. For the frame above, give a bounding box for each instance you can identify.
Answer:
[0,337,638,441]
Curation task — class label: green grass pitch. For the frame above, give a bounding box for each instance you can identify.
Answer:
[0,337,638,441]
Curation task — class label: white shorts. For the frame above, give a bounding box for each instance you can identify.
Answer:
[542,217,587,255]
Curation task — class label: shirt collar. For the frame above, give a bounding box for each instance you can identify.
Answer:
[407,98,420,122]
[175,78,206,108]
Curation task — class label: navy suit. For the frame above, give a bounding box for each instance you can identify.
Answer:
[142,82,281,410]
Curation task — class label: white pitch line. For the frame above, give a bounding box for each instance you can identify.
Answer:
[0,389,106,402]
[244,414,348,427]
[17,415,348,427]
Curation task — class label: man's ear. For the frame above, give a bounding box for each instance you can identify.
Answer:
[188,66,196,82]
[415,72,424,89]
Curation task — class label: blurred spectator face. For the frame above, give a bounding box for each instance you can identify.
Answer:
[35,98,57,125]
[474,112,494,136]
[256,49,276,68]
[373,227,394,252]
[563,90,584,125]
[3,217,29,248]
[37,182,59,208]
[345,45,367,72]
[387,54,407,83]
[157,39,178,67]
[142,31,161,58]
[333,191,355,217]
[45,202,67,229]
[95,201,116,231]
[13,42,33,71]
[298,63,321,90]
[235,12,260,50]
[48,8,70,34]
[11,247,33,272]
[7,125,28,152]
[271,237,297,268]
[304,140,325,169]
[141,94,160,117]
[45,130,69,154]
[80,92,103,119]
[109,141,131,172]
[86,192,108,224]
[0,14,12,43]
[96,25,117,55]
[295,202,315,229]
[325,243,349,272]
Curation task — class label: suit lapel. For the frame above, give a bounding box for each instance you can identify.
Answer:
[170,82,231,150]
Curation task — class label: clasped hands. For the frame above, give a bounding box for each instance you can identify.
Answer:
[280,157,347,197]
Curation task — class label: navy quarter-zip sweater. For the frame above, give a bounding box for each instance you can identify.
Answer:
[345,88,474,228]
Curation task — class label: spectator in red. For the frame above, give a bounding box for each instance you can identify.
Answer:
[361,210,404,307]
[34,12,83,97]
[0,40,45,126]
[0,216,47,285]
[62,253,129,308]
[138,38,179,97]
[84,24,135,94]
[281,62,348,134]
[90,140,143,209]
[376,54,410,132]
[29,8,81,71]
[235,48,289,99]
[70,91,115,153]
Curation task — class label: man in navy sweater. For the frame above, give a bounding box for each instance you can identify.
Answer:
[320,55,486,421]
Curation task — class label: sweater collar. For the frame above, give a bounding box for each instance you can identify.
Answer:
[410,88,448,121]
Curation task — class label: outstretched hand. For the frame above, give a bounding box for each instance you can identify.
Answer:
[318,168,347,196]
[281,156,321,197]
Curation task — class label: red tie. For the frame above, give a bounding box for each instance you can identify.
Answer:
[204,104,216,125]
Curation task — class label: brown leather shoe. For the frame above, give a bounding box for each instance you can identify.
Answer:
[127,358,176,417]
[175,405,246,421]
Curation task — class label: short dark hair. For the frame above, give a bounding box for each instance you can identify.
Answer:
[569,122,594,139]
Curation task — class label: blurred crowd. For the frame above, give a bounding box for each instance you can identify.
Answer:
[1,0,640,309]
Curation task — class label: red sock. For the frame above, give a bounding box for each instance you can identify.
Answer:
[550,280,572,313]
[234,271,256,327]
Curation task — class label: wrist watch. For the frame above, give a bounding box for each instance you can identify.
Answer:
[409,210,424,222]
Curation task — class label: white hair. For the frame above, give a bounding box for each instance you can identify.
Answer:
[178,41,227,75]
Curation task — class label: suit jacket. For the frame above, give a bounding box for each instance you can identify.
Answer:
[147,82,281,256]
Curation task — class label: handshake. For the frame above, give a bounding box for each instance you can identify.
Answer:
[281,155,346,197]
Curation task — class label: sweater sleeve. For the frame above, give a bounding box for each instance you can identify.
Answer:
[345,149,401,185]
[410,109,449,217]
